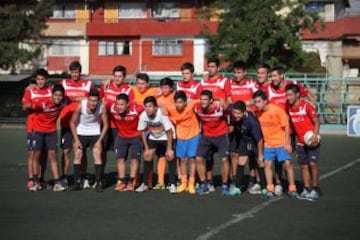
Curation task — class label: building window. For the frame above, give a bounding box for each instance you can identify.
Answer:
[152,39,183,55]
[98,41,132,56]
[49,41,80,56]
[343,39,360,47]
[305,2,325,13]
[119,2,147,19]
[152,2,180,18]
[52,4,76,19]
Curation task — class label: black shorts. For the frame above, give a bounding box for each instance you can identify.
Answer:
[232,139,258,157]
[61,127,73,150]
[78,135,100,149]
[27,133,35,151]
[115,136,142,160]
[148,139,173,151]
[296,144,320,165]
[103,128,118,151]
[196,134,230,159]
[32,131,58,151]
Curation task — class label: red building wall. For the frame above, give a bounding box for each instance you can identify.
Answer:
[47,56,80,72]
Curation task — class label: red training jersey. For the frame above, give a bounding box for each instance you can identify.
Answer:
[231,78,259,111]
[108,102,144,138]
[287,100,318,145]
[199,76,231,100]
[22,86,52,133]
[32,100,65,132]
[194,103,229,137]
[176,80,200,101]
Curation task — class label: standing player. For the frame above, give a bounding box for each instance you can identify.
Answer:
[194,90,230,195]
[253,90,298,198]
[136,96,177,194]
[100,65,134,178]
[177,62,200,101]
[131,73,160,106]
[22,69,52,190]
[164,91,200,194]
[59,61,95,188]
[256,63,271,91]
[198,58,232,191]
[109,94,144,192]
[286,84,321,200]
[229,100,266,196]
[70,89,108,192]
[29,84,67,192]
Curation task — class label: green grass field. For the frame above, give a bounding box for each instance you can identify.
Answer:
[0,128,359,240]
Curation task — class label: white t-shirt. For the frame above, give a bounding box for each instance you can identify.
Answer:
[137,108,176,141]
[76,99,102,136]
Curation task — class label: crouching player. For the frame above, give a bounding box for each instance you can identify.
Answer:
[70,89,108,192]
[136,96,177,194]
[29,84,67,192]
[109,94,144,192]
[286,84,321,200]
[229,100,266,195]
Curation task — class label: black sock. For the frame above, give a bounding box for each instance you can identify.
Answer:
[28,177,34,181]
[168,160,176,185]
[143,161,151,186]
[236,165,245,188]
[74,164,81,183]
[258,167,266,189]
[249,176,256,184]
[33,175,39,183]
[39,177,44,183]
[94,164,103,181]
[306,187,312,192]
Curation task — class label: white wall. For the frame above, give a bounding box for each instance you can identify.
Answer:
[193,38,207,74]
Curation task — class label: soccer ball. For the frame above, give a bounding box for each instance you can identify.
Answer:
[304,130,320,146]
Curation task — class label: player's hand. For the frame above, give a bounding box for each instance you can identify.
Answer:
[102,79,110,89]
[94,141,103,151]
[166,148,174,160]
[310,135,319,146]
[26,84,36,90]
[74,140,83,150]
[258,155,264,162]
[143,149,152,161]
[160,107,168,116]
[284,144,292,153]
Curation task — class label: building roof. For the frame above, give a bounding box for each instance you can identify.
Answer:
[301,16,360,40]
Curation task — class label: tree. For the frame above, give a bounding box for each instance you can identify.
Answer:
[201,0,322,70]
[0,0,54,73]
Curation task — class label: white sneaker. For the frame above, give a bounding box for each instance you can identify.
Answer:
[274,184,283,196]
[248,183,262,195]
[29,182,40,192]
[168,184,177,194]
[82,179,91,189]
[135,183,148,192]
[53,183,65,192]
[207,183,215,192]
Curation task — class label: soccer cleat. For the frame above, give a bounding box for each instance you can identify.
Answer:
[220,184,229,195]
[94,181,103,192]
[299,189,310,198]
[188,184,196,194]
[114,180,127,192]
[262,189,275,198]
[71,181,82,191]
[248,183,262,195]
[135,183,149,193]
[229,186,241,196]
[125,183,135,192]
[306,189,319,200]
[60,178,69,190]
[82,179,91,190]
[274,184,283,196]
[29,182,40,192]
[207,183,215,192]
[26,180,34,190]
[196,183,210,195]
[168,184,177,194]
[153,183,166,190]
[288,191,299,198]
[176,183,187,193]
[53,182,65,192]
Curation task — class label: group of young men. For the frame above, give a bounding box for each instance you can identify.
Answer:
[22,59,321,201]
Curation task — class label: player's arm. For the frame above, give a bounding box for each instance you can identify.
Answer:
[251,116,264,161]
[22,89,32,111]
[306,91,316,107]
[162,115,175,160]
[137,115,150,151]
[70,104,82,150]
[309,103,321,145]
[96,105,109,148]
[279,109,292,153]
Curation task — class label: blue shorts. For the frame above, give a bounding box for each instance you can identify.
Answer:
[264,147,291,162]
[176,134,200,159]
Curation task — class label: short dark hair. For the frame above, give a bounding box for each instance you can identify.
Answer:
[159,77,174,88]
[136,73,150,83]
[207,58,220,67]
[52,84,65,95]
[174,91,187,102]
[285,83,300,94]
[181,62,194,73]
[116,93,129,103]
[34,68,48,79]
[253,90,267,101]
[200,89,213,100]
[257,63,270,72]
[271,66,285,75]
[233,100,247,112]
[143,96,157,107]
[69,61,82,72]
[89,88,100,98]
[232,60,246,71]
[113,65,127,76]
